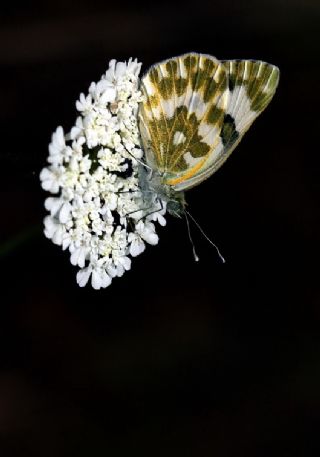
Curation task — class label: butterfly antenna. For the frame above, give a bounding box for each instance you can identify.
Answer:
[185,209,226,264]
[184,211,200,262]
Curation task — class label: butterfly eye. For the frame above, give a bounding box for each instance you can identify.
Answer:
[167,199,184,217]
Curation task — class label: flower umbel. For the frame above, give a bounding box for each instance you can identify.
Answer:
[40,58,166,289]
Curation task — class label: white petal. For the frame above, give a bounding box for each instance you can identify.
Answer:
[108,193,117,211]
[55,126,65,146]
[119,256,131,271]
[141,230,159,245]
[78,248,87,268]
[116,263,125,277]
[52,225,64,245]
[91,270,102,290]
[62,235,71,251]
[131,147,143,159]
[157,214,166,226]
[76,267,92,287]
[43,216,56,239]
[41,179,59,193]
[130,239,145,257]
[45,197,63,216]
[70,247,80,266]
[115,62,126,78]
[100,88,116,104]
[106,264,118,278]
[40,168,52,181]
[101,270,112,288]
[59,202,72,223]
[105,59,116,81]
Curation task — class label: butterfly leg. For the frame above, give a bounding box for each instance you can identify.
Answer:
[136,198,164,222]
[124,205,155,218]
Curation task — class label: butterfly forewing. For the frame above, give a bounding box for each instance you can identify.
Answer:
[172,59,280,191]
[139,53,229,186]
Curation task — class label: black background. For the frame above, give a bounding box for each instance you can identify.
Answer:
[0,1,319,456]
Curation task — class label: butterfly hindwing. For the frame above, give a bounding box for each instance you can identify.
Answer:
[172,59,280,191]
[139,53,229,186]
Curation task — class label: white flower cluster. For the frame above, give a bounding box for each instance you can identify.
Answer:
[40,58,166,289]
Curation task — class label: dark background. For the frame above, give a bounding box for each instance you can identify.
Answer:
[0,1,319,455]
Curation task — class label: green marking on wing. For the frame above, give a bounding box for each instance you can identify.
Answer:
[220,114,239,147]
[206,105,224,125]
[145,105,210,172]
[224,60,280,113]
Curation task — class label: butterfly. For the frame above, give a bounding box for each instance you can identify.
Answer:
[138,52,279,216]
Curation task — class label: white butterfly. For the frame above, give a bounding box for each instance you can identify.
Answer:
[138,52,280,215]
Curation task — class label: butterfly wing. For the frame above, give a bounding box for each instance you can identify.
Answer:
[138,53,229,186]
[172,59,280,191]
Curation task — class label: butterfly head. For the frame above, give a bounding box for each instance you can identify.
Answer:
[162,188,186,217]
[138,165,186,217]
